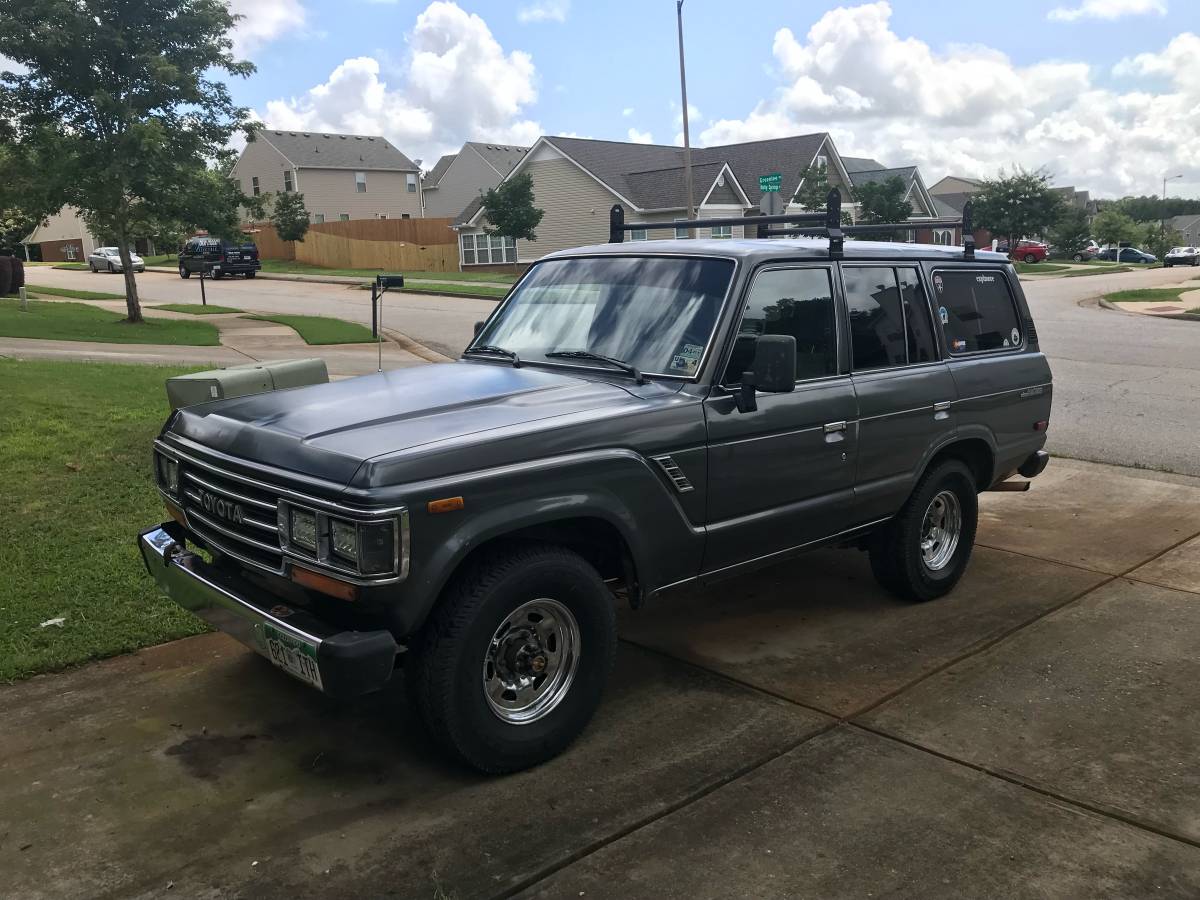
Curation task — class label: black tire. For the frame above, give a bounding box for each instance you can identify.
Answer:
[869,459,978,603]
[179,264,190,279]
[90,263,98,273]
[406,542,617,773]
[1023,253,1036,264]
[1071,253,1083,262]
[212,269,224,280]
[107,262,115,274]
[244,270,256,279]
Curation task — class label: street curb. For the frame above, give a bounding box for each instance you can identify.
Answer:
[382,327,454,364]
[1098,296,1200,322]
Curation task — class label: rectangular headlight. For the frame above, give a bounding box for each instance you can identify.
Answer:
[330,518,358,563]
[357,519,398,576]
[156,453,179,494]
[290,508,317,551]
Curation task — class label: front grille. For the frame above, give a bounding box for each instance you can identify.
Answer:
[179,462,284,573]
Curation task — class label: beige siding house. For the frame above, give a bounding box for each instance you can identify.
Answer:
[422,142,528,219]
[231,129,423,224]
[454,132,872,267]
[22,206,98,262]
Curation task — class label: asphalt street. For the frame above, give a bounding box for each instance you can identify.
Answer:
[27,261,1200,475]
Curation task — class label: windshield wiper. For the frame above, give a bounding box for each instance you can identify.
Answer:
[545,349,645,384]
[464,344,521,367]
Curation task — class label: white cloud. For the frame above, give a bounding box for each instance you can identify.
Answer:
[261,2,540,165]
[696,2,1200,197]
[627,127,654,144]
[517,0,569,24]
[1048,0,1165,23]
[0,54,27,75]
[622,107,635,117]
[227,0,308,56]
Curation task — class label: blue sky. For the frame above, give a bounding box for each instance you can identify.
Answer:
[227,0,1197,197]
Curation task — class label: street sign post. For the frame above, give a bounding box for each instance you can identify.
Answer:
[758,172,783,194]
[759,192,783,216]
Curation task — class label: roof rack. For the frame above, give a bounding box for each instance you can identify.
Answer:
[608,188,975,261]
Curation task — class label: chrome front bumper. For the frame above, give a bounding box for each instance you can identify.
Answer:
[138,524,398,698]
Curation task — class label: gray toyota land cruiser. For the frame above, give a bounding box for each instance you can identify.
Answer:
[139,195,1051,773]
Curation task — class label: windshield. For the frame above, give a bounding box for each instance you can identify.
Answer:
[473,256,735,378]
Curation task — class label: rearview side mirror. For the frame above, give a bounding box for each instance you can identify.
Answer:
[737,335,796,413]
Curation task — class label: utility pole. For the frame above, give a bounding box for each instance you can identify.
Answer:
[676,0,695,233]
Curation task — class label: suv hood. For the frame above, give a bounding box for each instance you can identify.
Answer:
[166,362,649,486]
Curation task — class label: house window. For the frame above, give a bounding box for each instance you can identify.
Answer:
[313,213,325,224]
[355,172,367,193]
[339,214,349,221]
[816,154,827,169]
[675,218,690,239]
[933,229,952,246]
[401,213,411,220]
[251,176,260,196]
[406,173,418,193]
[710,225,732,239]
[64,244,78,260]
[629,228,648,241]
[460,233,516,264]
[379,214,387,220]
[284,170,294,192]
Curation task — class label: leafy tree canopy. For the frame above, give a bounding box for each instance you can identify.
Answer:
[971,170,1064,251]
[1046,207,1091,258]
[270,192,311,243]
[1102,195,1200,223]
[1090,208,1139,247]
[480,173,544,242]
[855,176,914,240]
[793,165,833,211]
[1142,222,1182,259]
[0,0,256,321]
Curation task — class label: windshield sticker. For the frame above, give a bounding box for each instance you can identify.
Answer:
[951,339,967,352]
[1011,327,1020,345]
[939,305,948,325]
[933,274,944,293]
[670,343,704,374]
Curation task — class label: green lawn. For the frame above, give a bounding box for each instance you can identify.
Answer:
[153,303,241,315]
[142,254,177,266]
[257,259,516,283]
[25,283,126,300]
[1104,288,1190,303]
[245,313,374,344]
[1014,262,1069,275]
[52,262,90,270]
[0,298,220,345]
[1063,266,1134,277]
[0,359,209,681]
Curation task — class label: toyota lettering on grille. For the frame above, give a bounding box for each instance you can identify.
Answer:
[198,488,246,525]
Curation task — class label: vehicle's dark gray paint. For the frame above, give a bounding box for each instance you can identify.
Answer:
[151,236,1051,646]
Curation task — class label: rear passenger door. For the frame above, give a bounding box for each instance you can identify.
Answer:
[842,265,958,521]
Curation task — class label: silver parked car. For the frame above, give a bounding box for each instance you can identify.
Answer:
[1163,246,1199,268]
[89,247,145,274]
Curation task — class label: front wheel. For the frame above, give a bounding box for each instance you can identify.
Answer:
[1023,253,1037,264]
[407,543,617,773]
[244,270,256,279]
[869,459,978,602]
[1072,253,1083,262]
[107,262,115,274]
[179,264,190,279]
[90,263,98,273]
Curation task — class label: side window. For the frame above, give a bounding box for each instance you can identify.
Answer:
[933,269,1021,354]
[723,268,836,386]
[897,268,938,363]
[844,266,906,370]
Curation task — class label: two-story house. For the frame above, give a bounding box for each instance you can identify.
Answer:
[231,129,424,224]
[422,142,528,219]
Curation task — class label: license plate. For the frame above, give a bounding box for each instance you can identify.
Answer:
[262,623,323,691]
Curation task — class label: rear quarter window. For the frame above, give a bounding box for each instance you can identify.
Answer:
[931,269,1021,354]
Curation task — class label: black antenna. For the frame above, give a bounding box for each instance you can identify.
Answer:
[962,201,975,260]
[826,188,843,259]
[609,205,625,243]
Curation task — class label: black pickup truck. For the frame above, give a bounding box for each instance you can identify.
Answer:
[140,202,1051,773]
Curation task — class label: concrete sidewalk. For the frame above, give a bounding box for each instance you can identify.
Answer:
[2,458,1199,898]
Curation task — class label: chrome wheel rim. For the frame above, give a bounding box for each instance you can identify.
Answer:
[920,490,962,572]
[483,598,580,725]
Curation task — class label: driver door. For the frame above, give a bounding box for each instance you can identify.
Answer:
[702,265,858,575]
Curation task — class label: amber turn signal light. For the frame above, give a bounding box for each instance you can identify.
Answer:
[291,565,358,602]
[427,496,465,514]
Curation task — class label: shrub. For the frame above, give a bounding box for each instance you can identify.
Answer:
[0,255,12,296]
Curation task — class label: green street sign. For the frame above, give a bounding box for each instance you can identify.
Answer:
[759,172,783,193]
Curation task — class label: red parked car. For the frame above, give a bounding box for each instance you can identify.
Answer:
[1008,240,1048,263]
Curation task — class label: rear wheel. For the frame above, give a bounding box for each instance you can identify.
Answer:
[1071,253,1083,262]
[407,543,617,773]
[245,270,256,279]
[212,270,224,280]
[179,264,190,279]
[869,459,978,602]
[1023,253,1037,264]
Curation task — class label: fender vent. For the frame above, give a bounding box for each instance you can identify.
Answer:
[652,455,694,493]
[1024,316,1037,344]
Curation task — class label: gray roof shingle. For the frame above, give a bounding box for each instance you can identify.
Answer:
[841,155,887,173]
[424,153,457,187]
[848,166,917,189]
[256,129,418,171]
[929,191,973,214]
[467,142,529,176]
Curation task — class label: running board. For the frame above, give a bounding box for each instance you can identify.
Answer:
[986,480,1032,492]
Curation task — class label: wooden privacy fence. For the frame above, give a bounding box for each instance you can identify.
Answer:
[245,217,460,272]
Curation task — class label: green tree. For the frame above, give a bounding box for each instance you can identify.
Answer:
[792,165,832,211]
[480,173,544,242]
[1142,222,1181,260]
[971,170,1064,255]
[269,191,311,243]
[1091,208,1139,248]
[0,0,256,322]
[1046,207,1092,259]
[856,176,914,240]
[0,139,61,255]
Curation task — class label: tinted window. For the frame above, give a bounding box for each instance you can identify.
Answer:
[723,268,836,385]
[933,269,1020,354]
[844,267,906,370]
[897,268,937,363]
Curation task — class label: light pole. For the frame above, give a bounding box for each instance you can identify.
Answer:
[676,0,695,230]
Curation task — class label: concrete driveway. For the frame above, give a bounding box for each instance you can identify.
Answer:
[3,457,1199,898]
